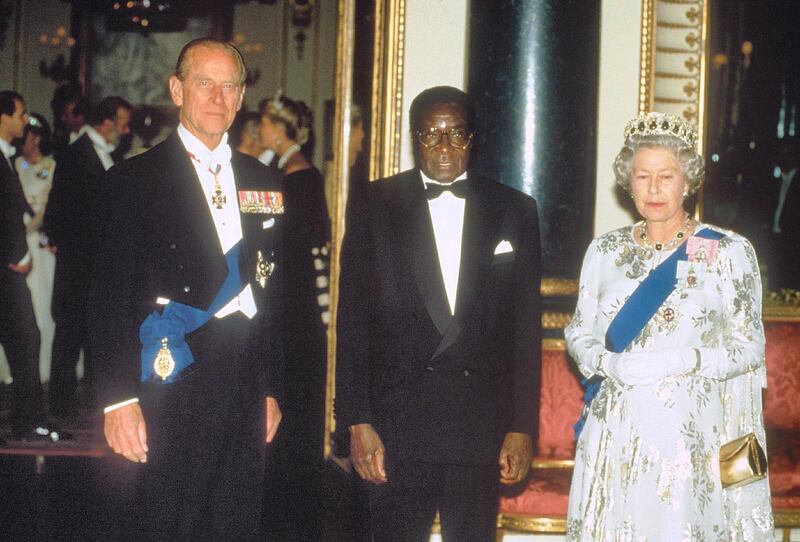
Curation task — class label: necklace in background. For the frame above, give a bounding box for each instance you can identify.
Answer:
[639,213,693,251]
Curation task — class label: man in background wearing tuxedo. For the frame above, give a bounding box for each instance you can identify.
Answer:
[0,90,54,443]
[336,86,542,541]
[44,96,132,417]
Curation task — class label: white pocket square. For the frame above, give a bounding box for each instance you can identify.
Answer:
[493,240,514,255]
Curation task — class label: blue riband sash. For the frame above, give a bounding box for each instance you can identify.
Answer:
[139,241,244,383]
[573,228,725,437]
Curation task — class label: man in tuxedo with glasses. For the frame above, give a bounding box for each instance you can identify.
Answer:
[336,86,542,541]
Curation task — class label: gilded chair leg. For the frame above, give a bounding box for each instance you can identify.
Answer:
[495,513,504,542]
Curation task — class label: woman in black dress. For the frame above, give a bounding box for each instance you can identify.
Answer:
[260,95,369,540]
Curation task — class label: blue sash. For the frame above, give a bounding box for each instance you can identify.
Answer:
[139,240,245,383]
[573,228,725,437]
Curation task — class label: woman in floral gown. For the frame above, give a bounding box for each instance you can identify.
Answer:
[565,112,773,541]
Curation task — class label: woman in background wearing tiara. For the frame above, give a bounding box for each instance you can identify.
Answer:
[258,95,342,540]
[565,112,773,541]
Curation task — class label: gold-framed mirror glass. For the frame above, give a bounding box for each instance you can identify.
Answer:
[640,0,800,320]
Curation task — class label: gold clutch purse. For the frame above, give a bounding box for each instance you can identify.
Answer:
[719,370,768,490]
[719,432,767,490]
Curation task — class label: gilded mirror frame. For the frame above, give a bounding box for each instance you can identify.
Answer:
[639,0,799,321]
[324,0,408,458]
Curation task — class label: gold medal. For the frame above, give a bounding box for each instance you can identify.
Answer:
[154,337,176,380]
[211,188,227,210]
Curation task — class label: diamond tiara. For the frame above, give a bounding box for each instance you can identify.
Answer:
[623,112,698,150]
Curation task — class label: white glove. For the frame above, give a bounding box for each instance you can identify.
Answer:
[604,348,699,386]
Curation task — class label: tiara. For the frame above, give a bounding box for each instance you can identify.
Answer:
[623,112,698,150]
[269,89,284,113]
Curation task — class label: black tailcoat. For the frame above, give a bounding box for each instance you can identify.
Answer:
[89,131,284,539]
[0,153,43,432]
[335,169,542,466]
[44,132,107,411]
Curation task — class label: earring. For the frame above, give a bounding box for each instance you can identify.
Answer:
[682,191,688,199]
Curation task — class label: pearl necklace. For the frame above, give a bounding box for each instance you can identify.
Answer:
[639,213,693,251]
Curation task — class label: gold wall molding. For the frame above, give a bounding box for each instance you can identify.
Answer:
[323,0,355,459]
[369,0,406,181]
[638,0,657,114]
[639,0,708,151]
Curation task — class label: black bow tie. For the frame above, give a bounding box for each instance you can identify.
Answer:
[424,180,469,200]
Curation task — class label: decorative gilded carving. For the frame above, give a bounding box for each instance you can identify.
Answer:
[540,278,578,297]
[542,338,566,351]
[542,312,572,330]
[500,513,568,534]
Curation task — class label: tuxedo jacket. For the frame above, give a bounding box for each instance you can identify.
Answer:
[88,131,285,409]
[335,169,542,465]
[0,154,30,268]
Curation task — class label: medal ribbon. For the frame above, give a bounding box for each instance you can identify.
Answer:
[187,151,226,209]
[138,240,244,383]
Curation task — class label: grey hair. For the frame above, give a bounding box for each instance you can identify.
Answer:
[175,38,247,86]
[613,134,705,196]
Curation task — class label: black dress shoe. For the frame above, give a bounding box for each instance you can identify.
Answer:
[13,424,72,443]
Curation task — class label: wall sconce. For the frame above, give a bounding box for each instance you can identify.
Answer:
[289,0,316,59]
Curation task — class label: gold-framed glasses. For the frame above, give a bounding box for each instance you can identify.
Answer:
[415,127,473,149]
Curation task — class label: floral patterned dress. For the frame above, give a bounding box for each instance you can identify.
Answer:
[565,223,773,542]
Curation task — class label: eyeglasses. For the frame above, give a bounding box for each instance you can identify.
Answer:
[415,127,473,149]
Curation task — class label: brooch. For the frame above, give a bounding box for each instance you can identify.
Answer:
[256,250,275,288]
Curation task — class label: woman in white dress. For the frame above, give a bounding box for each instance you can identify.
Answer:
[566,112,773,541]
[14,113,56,383]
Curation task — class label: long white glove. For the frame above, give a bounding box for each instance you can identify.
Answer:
[603,347,700,386]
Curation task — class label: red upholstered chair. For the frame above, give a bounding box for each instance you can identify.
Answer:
[498,341,582,534]
[764,322,800,533]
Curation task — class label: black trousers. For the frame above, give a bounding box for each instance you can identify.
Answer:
[0,269,44,433]
[368,459,500,542]
[49,254,92,414]
[131,315,266,541]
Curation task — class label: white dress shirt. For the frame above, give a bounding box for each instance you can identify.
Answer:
[0,137,30,266]
[773,167,797,234]
[69,125,89,144]
[422,171,467,314]
[85,126,116,171]
[177,124,256,320]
